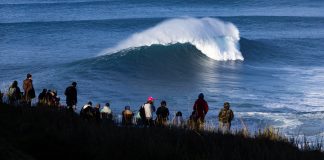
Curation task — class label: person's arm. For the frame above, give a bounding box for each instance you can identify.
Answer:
[73,88,77,104]
[193,101,197,111]
[64,87,68,96]
[218,109,222,119]
[230,110,234,121]
[204,101,209,114]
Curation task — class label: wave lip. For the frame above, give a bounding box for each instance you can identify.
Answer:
[101,17,244,61]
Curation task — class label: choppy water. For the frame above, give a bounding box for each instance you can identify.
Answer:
[1,0,324,137]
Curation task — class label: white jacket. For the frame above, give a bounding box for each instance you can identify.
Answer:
[143,103,153,119]
[100,106,112,114]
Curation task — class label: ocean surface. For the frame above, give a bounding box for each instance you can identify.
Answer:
[1,0,324,137]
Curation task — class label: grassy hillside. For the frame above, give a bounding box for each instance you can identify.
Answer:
[0,104,323,160]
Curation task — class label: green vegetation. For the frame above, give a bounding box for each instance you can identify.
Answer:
[0,103,323,160]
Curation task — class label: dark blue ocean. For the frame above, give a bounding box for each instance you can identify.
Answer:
[1,0,324,137]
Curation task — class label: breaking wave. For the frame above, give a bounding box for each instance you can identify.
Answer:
[101,17,244,61]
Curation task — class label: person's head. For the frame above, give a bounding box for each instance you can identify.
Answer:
[176,111,182,117]
[27,73,32,79]
[88,101,92,106]
[147,96,155,104]
[42,89,47,93]
[125,106,130,110]
[105,103,110,107]
[224,102,230,109]
[95,104,100,109]
[72,82,77,87]
[160,100,166,107]
[12,81,18,87]
[198,93,204,99]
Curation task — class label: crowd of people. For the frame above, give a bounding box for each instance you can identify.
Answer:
[0,73,235,132]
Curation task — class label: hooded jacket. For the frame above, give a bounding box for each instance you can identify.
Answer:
[193,98,209,120]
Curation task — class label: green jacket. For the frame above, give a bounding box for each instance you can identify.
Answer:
[218,108,234,123]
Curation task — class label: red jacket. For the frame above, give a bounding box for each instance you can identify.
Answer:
[193,98,209,119]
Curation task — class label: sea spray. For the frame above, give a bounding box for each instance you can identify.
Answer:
[101,17,244,61]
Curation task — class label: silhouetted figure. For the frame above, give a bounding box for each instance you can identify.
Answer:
[38,89,47,106]
[23,73,35,106]
[140,96,156,127]
[156,100,169,127]
[47,90,60,107]
[188,110,197,129]
[122,106,134,126]
[192,93,209,130]
[100,103,113,122]
[65,82,77,112]
[172,111,185,128]
[94,104,101,123]
[8,80,21,105]
[81,101,93,121]
[218,102,234,133]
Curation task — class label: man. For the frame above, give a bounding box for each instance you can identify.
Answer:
[141,96,156,126]
[100,103,113,121]
[8,80,21,105]
[156,100,169,127]
[65,82,77,112]
[23,73,35,106]
[38,89,47,106]
[81,101,93,120]
[122,106,134,126]
[192,93,209,129]
[218,102,234,133]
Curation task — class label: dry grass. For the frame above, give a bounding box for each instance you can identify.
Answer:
[0,103,323,160]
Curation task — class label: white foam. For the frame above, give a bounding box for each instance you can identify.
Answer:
[238,112,303,129]
[100,17,244,61]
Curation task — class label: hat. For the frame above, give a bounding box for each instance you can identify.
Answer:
[147,96,155,102]
[198,93,204,99]
[224,102,230,107]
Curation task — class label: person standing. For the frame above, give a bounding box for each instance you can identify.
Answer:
[8,80,21,105]
[218,102,234,133]
[172,111,185,128]
[141,96,156,126]
[100,103,113,121]
[65,82,77,112]
[23,73,35,106]
[156,100,169,127]
[122,106,134,126]
[192,93,209,130]
[38,89,47,106]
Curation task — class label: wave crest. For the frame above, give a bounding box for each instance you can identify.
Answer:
[101,17,244,61]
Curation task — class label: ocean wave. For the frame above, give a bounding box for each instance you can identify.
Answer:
[238,112,303,129]
[100,17,243,61]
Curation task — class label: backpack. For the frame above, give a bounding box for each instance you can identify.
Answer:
[139,105,145,119]
[8,87,16,97]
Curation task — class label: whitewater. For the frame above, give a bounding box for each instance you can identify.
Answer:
[101,17,244,61]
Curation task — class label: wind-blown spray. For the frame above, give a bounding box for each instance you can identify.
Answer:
[101,17,244,61]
